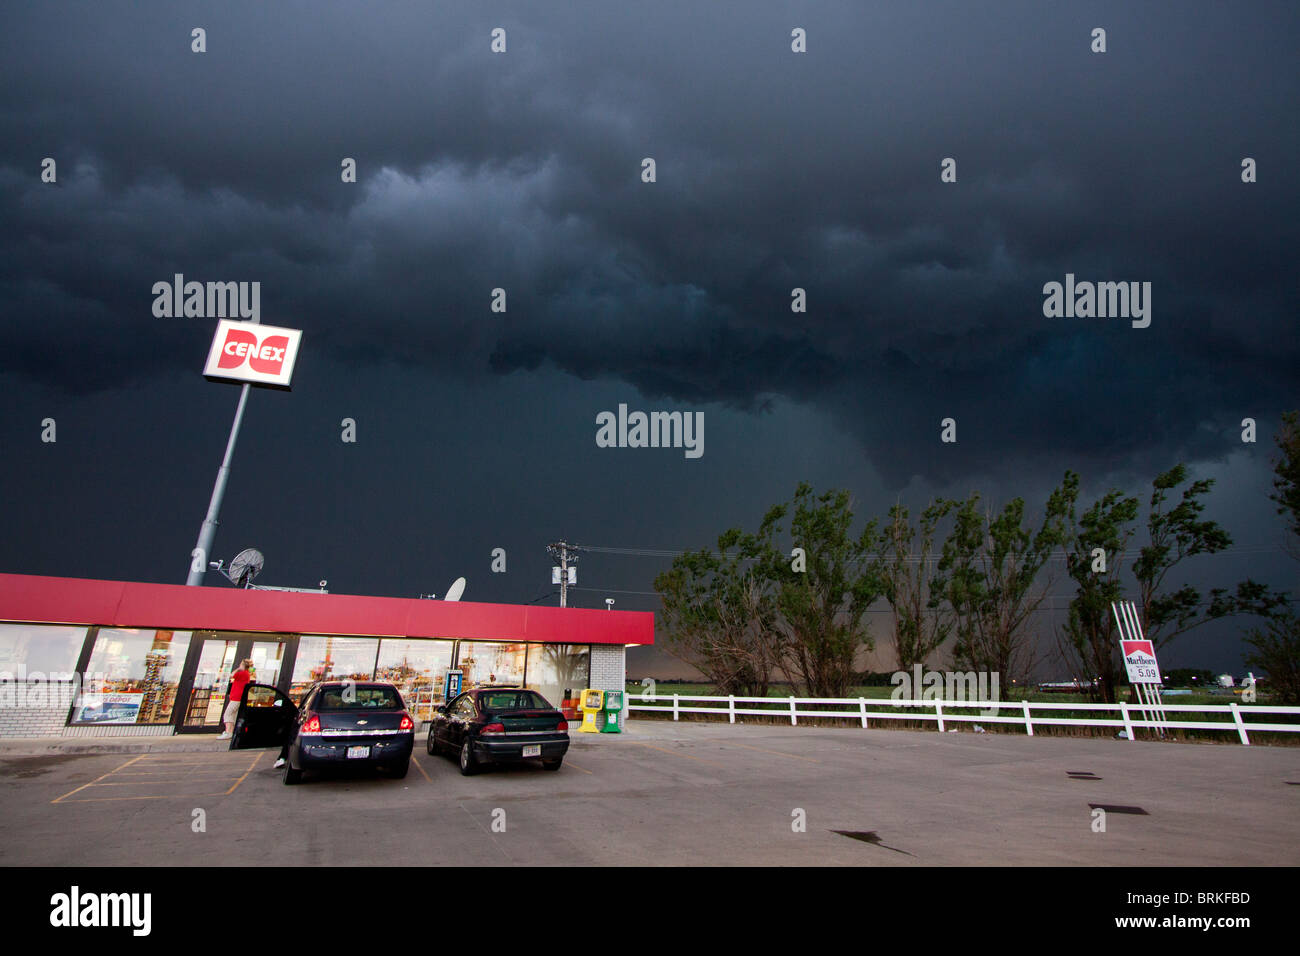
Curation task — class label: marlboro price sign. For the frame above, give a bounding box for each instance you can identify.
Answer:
[1121,639,1163,685]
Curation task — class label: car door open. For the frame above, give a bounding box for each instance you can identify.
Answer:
[232,682,298,749]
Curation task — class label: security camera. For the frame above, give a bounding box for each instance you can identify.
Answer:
[605,598,615,609]
[319,580,328,589]
[209,560,223,570]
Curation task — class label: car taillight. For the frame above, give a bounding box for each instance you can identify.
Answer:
[481,722,506,735]
[556,719,568,732]
[303,715,321,734]
[399,713,414,731]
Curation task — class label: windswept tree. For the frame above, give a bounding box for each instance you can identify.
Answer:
[1133,464,1285,649]
[1271,410,1300,562]
[760,483,883,698]
[879,499,954,672]
[653,527,782,697]
[1244,611,1300,704]
[940,481,1071,684]
[1241,411,1300,702]
[1055,472,1140,702]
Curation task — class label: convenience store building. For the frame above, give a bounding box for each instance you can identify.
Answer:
[0,572,653,737]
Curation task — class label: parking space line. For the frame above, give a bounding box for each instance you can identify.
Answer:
[625,741,724,768]
[82,778,244,786]
[56,792,233,804]
[721,740,821,763]
[51,755,147,804]
[563,759,593,775]
[410,754,432,783]
[224,753,262,794]
[113,769,252,776]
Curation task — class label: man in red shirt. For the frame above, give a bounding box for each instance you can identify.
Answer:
[218,659,254,740]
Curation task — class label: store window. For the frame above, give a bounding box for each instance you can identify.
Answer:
[458,641,526,690]
[74,629,192,725]
[374,638,455,720]
[525,644,590,710]
[289,636,379,703]
[0,623,88,678]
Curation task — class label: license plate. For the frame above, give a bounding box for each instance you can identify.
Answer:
[522,744,541,758]
[346,745,370,759]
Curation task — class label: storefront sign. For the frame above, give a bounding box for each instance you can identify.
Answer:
[74,692,143,724]
[203,319,302,388]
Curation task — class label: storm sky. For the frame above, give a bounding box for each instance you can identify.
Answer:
[2,1,1297,677]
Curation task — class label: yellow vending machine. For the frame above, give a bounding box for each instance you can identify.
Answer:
[579,689,604,733]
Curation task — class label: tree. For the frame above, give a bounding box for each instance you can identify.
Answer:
[1055,472,1140,702]
[1241,411,1300,702]
[1271,410,1300,561]
[1133,464,1285,649]
[939,481,1071,685]
[760,483,883,698]
[879,499,954,672]
[1244,611,1300,704]
[653,527,782,697]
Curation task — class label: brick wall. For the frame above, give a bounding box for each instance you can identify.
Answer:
[589,643,625,692]
[0,681,76,737]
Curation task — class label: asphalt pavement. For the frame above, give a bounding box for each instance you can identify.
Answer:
[1,719,1296,865]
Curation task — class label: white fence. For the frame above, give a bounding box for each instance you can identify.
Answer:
[625,693,1300,746]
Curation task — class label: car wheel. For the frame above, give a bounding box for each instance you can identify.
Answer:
[283,763,303,785]
[459,739,479,775]
[542,758,563,771]
[391,759,410,779]
[426,729,437,755]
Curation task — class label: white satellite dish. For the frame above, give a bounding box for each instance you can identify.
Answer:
[443,577,466,602]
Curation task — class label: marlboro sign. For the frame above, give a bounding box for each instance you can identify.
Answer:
[1121,639,1162,685]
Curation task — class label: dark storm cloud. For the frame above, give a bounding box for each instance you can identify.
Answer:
[1,0,1296,491]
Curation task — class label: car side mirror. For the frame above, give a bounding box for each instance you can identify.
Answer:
[436,705,447,715]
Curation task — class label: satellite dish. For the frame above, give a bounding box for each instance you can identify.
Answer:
[443,577,466,602]
[227,548,265,588]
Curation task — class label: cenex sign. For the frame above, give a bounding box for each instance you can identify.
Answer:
[203,319,302,388]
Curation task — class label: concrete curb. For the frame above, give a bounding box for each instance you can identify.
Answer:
[0,737,235,756]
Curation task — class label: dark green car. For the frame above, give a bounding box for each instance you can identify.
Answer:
[426,687,569,775]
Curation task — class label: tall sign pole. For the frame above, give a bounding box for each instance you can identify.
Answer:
[187,382,252,585]
[186,317,303,585]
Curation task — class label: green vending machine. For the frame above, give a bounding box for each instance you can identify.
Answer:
[600,689,624,733]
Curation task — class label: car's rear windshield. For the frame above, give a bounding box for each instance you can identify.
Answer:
[315,685,402,710]
[479,690,551,711]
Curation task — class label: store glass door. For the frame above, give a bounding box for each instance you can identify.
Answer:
[174,632,298,733]
[177,636,239,731]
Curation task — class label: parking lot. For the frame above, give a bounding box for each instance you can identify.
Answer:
[1,721,1297,866]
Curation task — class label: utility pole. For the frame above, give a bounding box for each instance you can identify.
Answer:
[547,540,581,608]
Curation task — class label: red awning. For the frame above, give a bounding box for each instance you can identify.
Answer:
[0,573,653,646]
